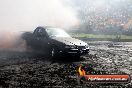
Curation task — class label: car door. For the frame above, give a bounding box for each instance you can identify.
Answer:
[35,28,50,52]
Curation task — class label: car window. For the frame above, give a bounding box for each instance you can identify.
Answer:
[46,28,70,37]
[35,28,46,37]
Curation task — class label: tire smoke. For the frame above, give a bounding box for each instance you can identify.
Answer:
[0,0,78,50]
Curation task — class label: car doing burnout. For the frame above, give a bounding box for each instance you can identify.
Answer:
[22,26,89,58]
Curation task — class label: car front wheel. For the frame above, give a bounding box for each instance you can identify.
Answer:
[50,47,58,59]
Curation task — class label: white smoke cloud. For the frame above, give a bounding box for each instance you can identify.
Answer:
[0,0,78,50]
[0,0,78,31]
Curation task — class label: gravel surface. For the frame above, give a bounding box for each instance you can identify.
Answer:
[0,41,132,88]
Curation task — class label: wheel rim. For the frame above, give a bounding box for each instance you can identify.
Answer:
[51,48,55,57]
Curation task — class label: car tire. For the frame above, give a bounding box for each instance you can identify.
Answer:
[50,47,58,59]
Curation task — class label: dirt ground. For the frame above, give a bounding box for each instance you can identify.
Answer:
[0,41,132,88]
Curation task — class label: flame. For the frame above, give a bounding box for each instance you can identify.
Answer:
[78,65,86,76]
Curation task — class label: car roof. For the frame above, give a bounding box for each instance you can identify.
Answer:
[35,26,61,31]
[35,26,54,29]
